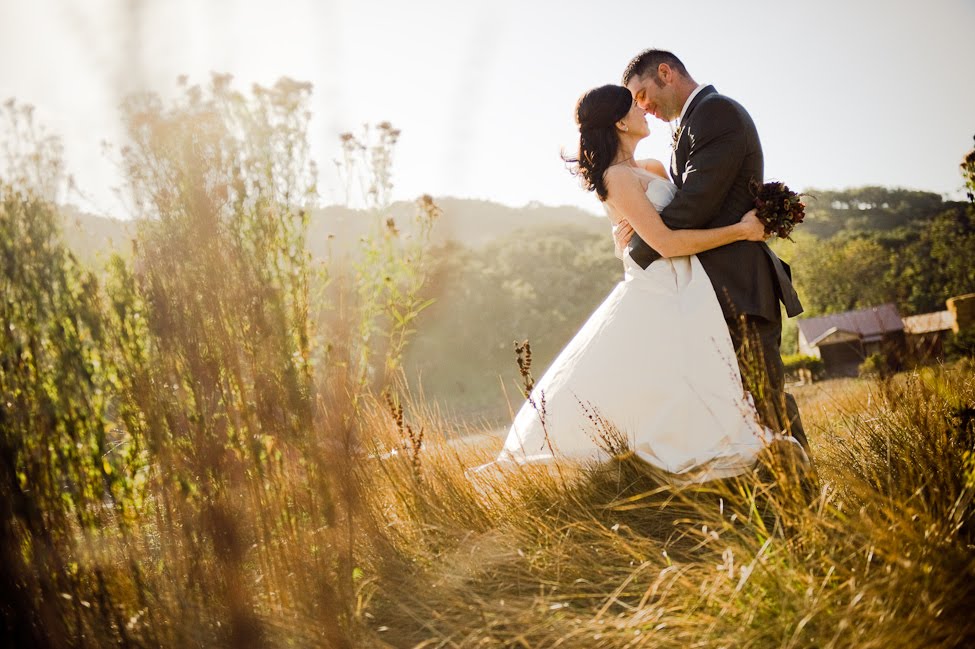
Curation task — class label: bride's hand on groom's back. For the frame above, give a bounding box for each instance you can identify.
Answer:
[613,219,634,251]
[738,209,769,242]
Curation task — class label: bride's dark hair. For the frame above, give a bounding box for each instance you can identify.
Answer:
[563,84,633,201]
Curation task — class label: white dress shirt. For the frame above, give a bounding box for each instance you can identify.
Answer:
[678,83,707,126]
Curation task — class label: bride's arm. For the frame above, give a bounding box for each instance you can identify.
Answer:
[604,166,764,258]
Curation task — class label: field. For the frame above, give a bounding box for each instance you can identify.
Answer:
[3,84,975,649]
[344,366,975,648]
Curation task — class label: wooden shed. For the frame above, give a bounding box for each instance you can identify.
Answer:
[797,304,906,376]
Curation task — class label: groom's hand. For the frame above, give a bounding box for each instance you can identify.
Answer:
[613,219,634,250]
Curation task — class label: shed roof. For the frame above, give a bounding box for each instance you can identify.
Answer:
[798,304,903,347]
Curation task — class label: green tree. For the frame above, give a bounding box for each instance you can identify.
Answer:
[801,186,947,238]
[792,235,896,315]
[404,224,620,419]
[962,135,975,203]
[890,205,975,314]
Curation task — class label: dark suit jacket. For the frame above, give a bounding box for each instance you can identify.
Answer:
[625,85,803,322]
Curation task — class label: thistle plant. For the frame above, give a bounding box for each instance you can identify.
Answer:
[514,338,535,396]
[336,124,440,392]
[512,338,562,475]
[383,389,424,480]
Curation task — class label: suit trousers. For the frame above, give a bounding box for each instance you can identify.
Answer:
[727,313,809,450]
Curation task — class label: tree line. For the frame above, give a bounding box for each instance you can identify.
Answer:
[406,177,975,421]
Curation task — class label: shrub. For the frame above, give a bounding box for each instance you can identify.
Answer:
[0,80,440,649]
[782,353,825,380]
[858,351,889,378]
[946,327,975,360]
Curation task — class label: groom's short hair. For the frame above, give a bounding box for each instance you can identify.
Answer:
[622,50,690,87]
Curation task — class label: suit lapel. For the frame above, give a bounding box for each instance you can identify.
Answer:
[673,85,717,183]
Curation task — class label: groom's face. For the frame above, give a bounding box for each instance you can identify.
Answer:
[627,69,681,122]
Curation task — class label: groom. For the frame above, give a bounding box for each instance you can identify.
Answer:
[615,49,808,449]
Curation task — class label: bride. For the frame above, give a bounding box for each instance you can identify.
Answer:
[495,85,790,482]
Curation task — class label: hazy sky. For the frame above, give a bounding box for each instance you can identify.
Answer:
[1,0,973,217]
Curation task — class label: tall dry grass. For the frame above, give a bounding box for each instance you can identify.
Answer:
[352,363,975,648]
[0,77,436,648]
[2,82,975,649]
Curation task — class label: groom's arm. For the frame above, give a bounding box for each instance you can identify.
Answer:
[659,99,747,230]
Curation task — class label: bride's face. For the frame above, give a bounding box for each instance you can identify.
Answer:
[619,96,650,138]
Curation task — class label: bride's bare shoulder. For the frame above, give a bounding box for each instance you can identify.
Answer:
[637,158,670,181]
[603,164,643,186]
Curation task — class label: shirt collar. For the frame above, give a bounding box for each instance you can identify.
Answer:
[678,84,707,125]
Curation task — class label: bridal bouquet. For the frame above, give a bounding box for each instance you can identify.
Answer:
[749,179,806,241]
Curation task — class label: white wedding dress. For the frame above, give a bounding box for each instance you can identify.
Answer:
[495,176,774,482]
